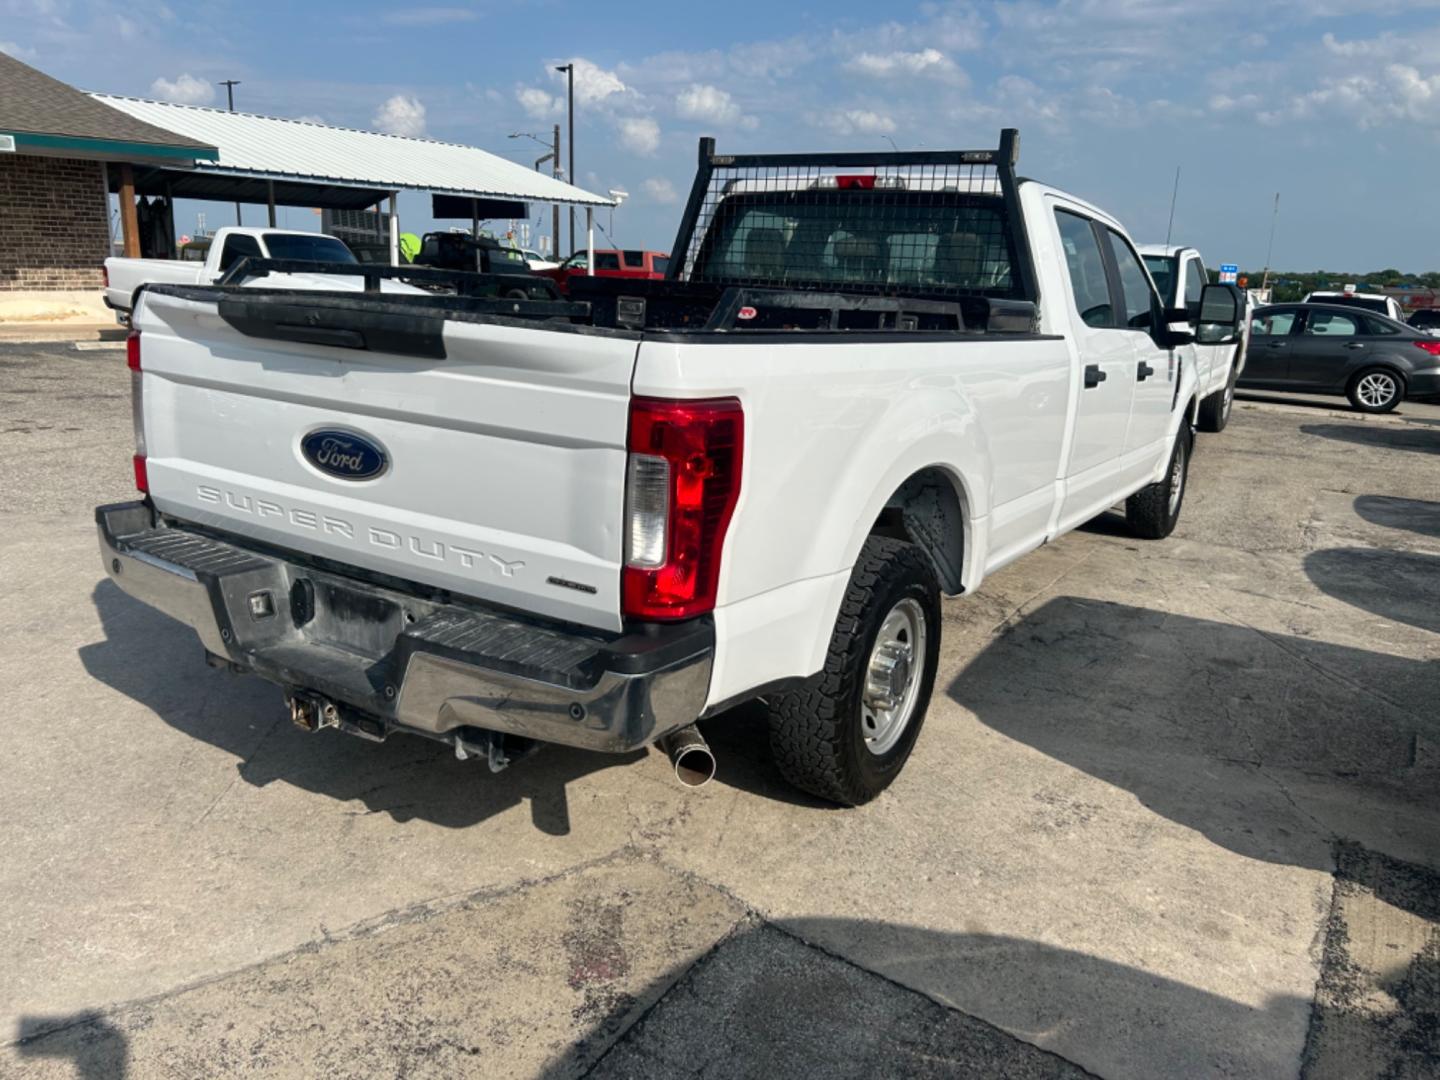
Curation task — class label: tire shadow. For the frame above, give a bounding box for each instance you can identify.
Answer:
[1353,494,1440,540]
[1304,547,1440,635]
[1299,422,1440,455]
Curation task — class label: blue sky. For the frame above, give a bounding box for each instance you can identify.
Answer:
[4,0,1439,269]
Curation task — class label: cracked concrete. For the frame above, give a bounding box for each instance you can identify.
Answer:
[1,344,1437,1078]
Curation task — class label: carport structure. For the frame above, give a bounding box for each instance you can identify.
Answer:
[90,94,614,264]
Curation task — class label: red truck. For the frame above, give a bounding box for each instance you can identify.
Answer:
[542,248,670,292]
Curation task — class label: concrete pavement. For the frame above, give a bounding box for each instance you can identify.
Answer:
[1,342,1436,1078]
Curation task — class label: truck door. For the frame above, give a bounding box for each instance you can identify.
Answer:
[1102,228,1175,482]
[1052,206,1136,527]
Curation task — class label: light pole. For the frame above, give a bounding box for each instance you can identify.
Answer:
[509,129,562,258]
[554,63,574,255]
[219,79,242,225]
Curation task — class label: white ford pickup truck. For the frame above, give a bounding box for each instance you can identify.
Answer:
[97,131,1244,804]
[103,227,422,324]
[1139,244,1250,433]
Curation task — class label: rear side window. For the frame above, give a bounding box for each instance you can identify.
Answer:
[595,252,621,271]
[1252,310,1297,336]
[1055,210,1112,328]
[218,233,263,272]
[1105,230,1156,331]
[1364,316,1402,335]
[622,249,646,268]
[652,256,670,275]
[1305,311,1360,336]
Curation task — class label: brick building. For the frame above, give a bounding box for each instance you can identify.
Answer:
[0,53,214,294]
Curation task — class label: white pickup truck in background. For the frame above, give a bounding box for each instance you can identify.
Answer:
[1139,244,1250,433]
[97,130,1244,805]
[103,227,421,324]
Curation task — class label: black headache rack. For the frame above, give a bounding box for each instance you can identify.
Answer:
[662,127,1041,330]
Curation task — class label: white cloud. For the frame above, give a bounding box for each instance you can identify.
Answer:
[820,109,896,136]
[382,7,477,25]
[617,116,661,155]
[1260,63,1440,129]
[642,177,679,204]
[846,48,963,83]
[150,73,214,106]
[555,58,628,107]
[674,84,757,129]
[372,94,427,137]
[516,85,562,120]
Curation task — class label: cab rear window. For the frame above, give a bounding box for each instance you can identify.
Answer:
[690,191,1017,296]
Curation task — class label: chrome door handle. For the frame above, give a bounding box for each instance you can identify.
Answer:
[1344,342,1366,350]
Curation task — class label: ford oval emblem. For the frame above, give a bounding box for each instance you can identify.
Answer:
[301,429,388,481]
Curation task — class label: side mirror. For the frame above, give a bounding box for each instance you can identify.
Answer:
[1196,283,1243,345]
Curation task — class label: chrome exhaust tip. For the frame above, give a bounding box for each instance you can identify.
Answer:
[658,724,716,788]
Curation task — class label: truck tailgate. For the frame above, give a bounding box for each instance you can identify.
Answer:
[134,290,637,631]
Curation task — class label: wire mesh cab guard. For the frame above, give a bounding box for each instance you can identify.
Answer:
[667,129,1039,318]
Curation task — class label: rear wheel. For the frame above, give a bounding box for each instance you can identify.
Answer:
[767,535,940,806]
[1196,363,1237,433]
[1126,425,1192,539]
[1347,368,1403,414]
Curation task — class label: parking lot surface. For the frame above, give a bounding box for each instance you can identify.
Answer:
[2,343,1437,1079]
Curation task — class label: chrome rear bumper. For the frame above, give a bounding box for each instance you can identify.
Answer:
[97,502,713,753]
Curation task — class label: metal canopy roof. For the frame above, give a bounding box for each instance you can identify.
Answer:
[91,94,614,207]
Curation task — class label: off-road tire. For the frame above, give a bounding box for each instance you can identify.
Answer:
[1196,362,1237,433]
[1126,425,1192,539]
[766,535,941,806]
[1346,367,1404,414]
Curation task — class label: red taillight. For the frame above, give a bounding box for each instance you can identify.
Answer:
[622,396,743,621]
[835,174,876,190]
[1414,340,1440,356]
[102,265,109,288]
[127,330,147,492]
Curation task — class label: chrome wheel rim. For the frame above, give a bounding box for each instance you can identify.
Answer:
[861,598,926,756]
[1357,373,1397,408]
[1167,438,1186,516]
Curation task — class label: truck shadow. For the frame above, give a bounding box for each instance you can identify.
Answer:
[548,918,1318,1080]
[78,580,642,835]
[944,596,1439,887]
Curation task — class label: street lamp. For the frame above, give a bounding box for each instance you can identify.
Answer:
[554,63,575,254]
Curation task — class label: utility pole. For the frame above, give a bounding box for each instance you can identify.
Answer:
[555,63,575,255]
[553,123,562,260]
[509,128,564,258]
[219,79,242,225]
[1261,192,1280,293]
